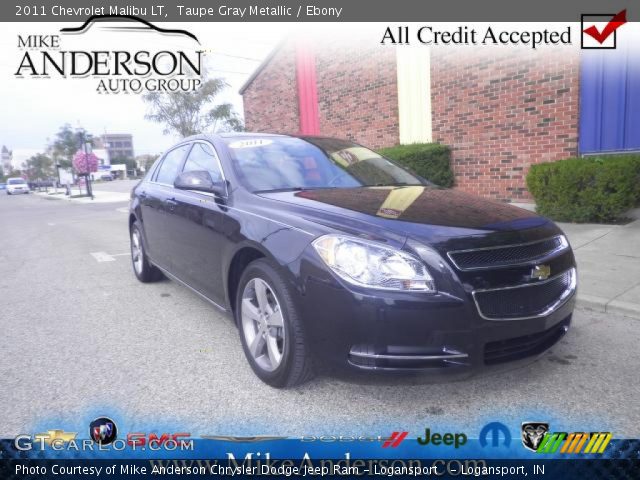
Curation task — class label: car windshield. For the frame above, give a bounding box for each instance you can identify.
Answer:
[223,136,427,192]
[8,179,26,185]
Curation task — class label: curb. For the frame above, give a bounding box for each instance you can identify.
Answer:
[607,299,640,320]
[576,294,640,320]
[34,192,67,201]
[33,191,129,204]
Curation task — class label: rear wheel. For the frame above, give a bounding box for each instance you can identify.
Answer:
[236,259,314,388]
[130,221,163,283]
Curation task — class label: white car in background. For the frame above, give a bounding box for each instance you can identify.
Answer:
[6,178,29,195]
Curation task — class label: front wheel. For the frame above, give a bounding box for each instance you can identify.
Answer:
[236,259,314,388]
[130,221,163,283]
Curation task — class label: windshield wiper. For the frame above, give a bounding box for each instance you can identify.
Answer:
[254,187,308,193]
[373,182,413,187]
[254,186,343,193]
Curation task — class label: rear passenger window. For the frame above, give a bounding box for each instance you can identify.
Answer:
[182,142,223,182]
[155,144,189,185]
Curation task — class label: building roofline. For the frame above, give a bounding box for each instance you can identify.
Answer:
[238,40,285,95]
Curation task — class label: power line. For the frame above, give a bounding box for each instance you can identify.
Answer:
[207,52,262,62]
[208,69,253,75]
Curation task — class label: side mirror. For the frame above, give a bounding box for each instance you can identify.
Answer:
[174,170,226,196]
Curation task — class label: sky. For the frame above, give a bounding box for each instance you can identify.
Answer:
[0,22,286,168]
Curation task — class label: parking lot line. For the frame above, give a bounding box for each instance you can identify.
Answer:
[90,252,116,262]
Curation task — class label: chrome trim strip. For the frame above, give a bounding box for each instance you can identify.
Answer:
[152,262,228,313]
[472,267,577,321]
[349,351,469,360]
[447,235,569,271]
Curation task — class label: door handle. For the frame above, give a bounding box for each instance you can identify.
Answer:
[139,191,147,200]
[165,198,178,211]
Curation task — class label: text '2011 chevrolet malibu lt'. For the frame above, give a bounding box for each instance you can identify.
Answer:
[129,133,577,387]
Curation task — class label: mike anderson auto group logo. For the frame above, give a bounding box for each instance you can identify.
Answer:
[14,15,203,93]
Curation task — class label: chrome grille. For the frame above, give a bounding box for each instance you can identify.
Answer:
[448,235,568,271]
[473,268,576,320]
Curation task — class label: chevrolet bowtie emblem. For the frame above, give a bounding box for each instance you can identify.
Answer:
[34,430,77,444]
[531,265,551,280]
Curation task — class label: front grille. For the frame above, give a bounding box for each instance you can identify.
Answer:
[473,268,576,320]
[448,235,568,270]
[484,317,571,365]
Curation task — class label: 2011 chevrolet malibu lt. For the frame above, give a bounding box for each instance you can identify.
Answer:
[129,133,577,388]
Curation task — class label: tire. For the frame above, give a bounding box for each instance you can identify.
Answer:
[236,259,314,388]
[130,221,164,283]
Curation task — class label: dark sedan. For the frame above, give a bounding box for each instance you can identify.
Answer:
[129,133,576,387]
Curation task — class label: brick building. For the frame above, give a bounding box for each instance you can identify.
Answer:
[240,37,639,201]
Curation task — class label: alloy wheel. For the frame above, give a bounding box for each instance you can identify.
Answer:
[241,278,286,372]
[131,229,143,275]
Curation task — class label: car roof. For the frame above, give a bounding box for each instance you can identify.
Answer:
[181,133,351,144]
[180,132,292,143]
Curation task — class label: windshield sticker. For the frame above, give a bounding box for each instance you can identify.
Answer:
[228,139,273,149]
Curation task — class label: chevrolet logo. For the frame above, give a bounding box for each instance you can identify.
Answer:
[34,430,77,445]
[531,265,551,280]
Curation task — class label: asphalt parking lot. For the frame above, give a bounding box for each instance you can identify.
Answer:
[1,187,639,438]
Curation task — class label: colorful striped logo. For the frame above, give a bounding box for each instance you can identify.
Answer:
[537,432,612,454]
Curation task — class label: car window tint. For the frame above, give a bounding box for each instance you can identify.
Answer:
[182,142,223,182]
[155,145,189,185]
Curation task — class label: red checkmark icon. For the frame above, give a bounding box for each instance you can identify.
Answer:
[583,9,627,44]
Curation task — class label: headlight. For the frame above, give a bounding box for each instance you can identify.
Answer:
[312,234,435,292]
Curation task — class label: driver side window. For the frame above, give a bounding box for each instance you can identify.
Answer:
[182,142,223,182]
[155,144,190,185]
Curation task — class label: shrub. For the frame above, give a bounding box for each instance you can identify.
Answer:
[526,155,640,223]
[377,143,454,188]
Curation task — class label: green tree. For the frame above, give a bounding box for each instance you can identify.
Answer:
[24,153,54,180]
[135,154,159,173]
[142,77,244,138]
[49,124,94,170]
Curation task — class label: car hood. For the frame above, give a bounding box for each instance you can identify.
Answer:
[257,186,557,248]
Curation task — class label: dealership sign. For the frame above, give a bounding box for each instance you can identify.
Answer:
[14,16,203,93]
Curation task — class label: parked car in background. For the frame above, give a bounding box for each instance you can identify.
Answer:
[129,133,577,388]
[0,183,6,190]
[100,174,114,181]
[28,179,55,190]
[6,177,29,195]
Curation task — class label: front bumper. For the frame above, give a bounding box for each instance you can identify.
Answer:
[295,257,576,376]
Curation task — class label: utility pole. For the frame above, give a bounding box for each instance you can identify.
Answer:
[80,130,94,200]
